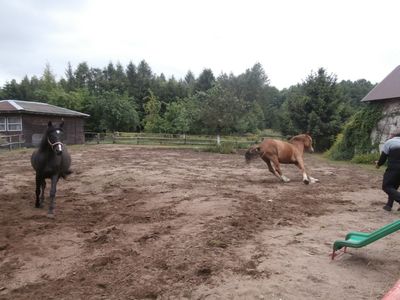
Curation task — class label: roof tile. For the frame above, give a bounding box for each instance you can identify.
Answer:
[362,65,400,102]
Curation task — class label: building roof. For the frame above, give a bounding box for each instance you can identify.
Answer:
[0,100,90,117]
[361,65,400,102]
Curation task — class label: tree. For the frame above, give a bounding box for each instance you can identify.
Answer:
[163,100,191,134]
[280,68,345,151]
[235,102,265,133]
[85,91,139,132]
[63,62,76,92]
[136,60,154,116]
[200,84,245,134]
[32,64,60,103]
[46,88,89,112]
[184,70,196,95]
[195,68,215,92]
[236,62,269,103]
[2,79,21,99]
[260,85,283,129]
[18,76,35,100]
[184,71,195,85]
[142,90,164,133]
[216,64,278,131]
[88,67,103,95]
[156,76,187,106]
[74,62,90,89]
[41,64,57,91]
[126,61,138,97]
[338,79,375,110]
[101,62,127,94]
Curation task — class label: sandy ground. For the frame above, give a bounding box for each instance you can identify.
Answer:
[1,144,400,300]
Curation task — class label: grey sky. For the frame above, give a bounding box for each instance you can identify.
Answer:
[0,0,399,89]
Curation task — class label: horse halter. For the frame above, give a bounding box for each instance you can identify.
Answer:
[47,138,64,151]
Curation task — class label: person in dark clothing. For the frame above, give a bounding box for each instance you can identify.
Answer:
[375,133,400,211]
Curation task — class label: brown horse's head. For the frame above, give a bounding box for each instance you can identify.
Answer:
[290,134,314,153]
[245,144,261,163]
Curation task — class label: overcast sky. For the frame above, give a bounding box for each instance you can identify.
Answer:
[0,0,399,89]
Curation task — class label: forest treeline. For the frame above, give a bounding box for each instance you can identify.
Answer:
[0,60,375,151]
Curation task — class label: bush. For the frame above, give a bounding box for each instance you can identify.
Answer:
[327,104,383,161]
[350,152,380,164]
[324,133,350,160]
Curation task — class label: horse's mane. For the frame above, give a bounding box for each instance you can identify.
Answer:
[289,134,307,143]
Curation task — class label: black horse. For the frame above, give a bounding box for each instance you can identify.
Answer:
[31,121,72,217]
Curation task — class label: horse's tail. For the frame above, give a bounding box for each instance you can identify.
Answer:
[245,145,261,163]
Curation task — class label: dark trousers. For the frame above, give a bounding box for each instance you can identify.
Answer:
[382,168,400,207]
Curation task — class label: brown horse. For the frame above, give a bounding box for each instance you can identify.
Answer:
[245,134,319,184]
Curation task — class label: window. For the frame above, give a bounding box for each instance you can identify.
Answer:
[7,116,22,131]
[0,117,5,132]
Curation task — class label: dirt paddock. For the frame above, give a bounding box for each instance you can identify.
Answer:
[1,144,400,299]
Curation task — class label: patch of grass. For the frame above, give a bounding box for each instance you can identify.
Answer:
[206,239,228,248]
[351,152,380,164]
[202,142,237,154]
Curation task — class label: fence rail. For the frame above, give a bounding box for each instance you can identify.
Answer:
[84,132,285,148]
[0,134,25,150]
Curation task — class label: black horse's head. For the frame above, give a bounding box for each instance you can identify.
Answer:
[46,121,65,155]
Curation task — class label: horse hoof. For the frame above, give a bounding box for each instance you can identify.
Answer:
[303,179,310,185]
[46,213,55,219]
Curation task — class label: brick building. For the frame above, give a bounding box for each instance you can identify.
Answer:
[0,100,89,147]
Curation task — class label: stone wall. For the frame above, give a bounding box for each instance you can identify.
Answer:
[371,99,400,151]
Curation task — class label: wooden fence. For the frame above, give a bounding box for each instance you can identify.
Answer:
[84,132,285,148]
[0,134,25,151]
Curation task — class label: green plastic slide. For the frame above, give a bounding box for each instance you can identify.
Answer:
[332,220,400,258]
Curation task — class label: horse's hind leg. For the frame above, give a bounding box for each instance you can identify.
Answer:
[271,159,290,183]
[265,158,290,183]
[48,175,59,217]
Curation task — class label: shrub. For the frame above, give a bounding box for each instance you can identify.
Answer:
[327,104,383,161]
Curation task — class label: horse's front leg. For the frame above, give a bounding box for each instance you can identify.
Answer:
[48,174,59,218]
[295,160,319,184]
[39,180,46,207]
[35,174,42,208]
